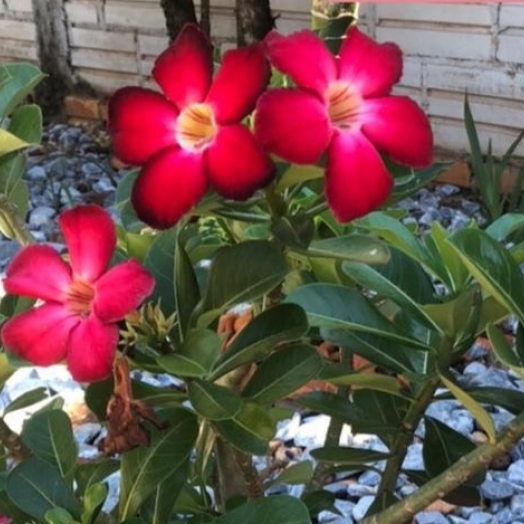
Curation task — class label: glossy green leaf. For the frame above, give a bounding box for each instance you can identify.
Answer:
[199,240,288,322]
[440,374,496,442]
[389,163,449,204]
[321,367,404,396]
[423,416,483,485]
[449,229,524,323]
[140,467,186,524]
[175,236,201,335]
[114,169,144,231]
[213,495,310,524]
[276,164,324,189]
[81,483,107,524]
[287,283,429,349]
[437,387,524,416]
[213,402,275,455]
[265,462,314,488]
[120,409,198,519]
[157,328,221,378]
[210,304,308,379]
[0,63,46,117]
[6,458,80,520]
[21,410,77,482]
[75,459,119,495]
[8,104,42,143]
[311,446,390,465]
[485,213,524,241]
[4,386,49,414]
[487,323,524,375]
[302,491,338,519]
[295,391,357,423]
[242,343,323,404]
[307,235,389,264]
[144,229,177,315]
[44,508,77,524]
[188,380,243,420]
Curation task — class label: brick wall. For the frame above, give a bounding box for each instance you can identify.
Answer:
[1,2,524,157]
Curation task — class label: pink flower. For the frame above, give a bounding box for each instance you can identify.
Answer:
[1,205,155,382]
[108,23,275,230]
[255,27,433,222]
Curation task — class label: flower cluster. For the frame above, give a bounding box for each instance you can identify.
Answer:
[1,206,154,382]
[109,23,433,229]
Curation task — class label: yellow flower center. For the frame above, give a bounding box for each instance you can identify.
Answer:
[176,103,217,151]
[66,278,95,316]
[326,82,362,130]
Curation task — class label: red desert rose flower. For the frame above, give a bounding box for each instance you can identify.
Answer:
[108,23,275,229]
[0,205,155,382]
[255,27,434,222]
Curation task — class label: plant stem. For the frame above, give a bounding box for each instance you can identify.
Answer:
[362,410,524,524]
[0,196,34,246]
[374,375,440,498]
[214,437,249,509]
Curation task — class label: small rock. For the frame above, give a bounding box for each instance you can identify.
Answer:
[402,443,424,470]
[436,184,460,197]
[465,368,517,390]
[480,479,514,500]
[492,411,514,433]
[415,511,450,524]
[275,412,301,442]
[467,512,493,524]
[471,431,488,445]
[508,459,524,486]
[29,206,56,228]
[496,507,518,524]
[347,483,376,497]
[358,470,381,487]
[463,362,487,375]
[447,409,474,436]
[511,493,524,513]
[293,415,331,449]
[26,165,47,180]
[351,495,374,522]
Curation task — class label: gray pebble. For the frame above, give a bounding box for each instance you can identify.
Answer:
[511,493,524,513]
[29,206,56,228]
[414,511,450,524]
[467,513,494,524]
[480,480,514,500]
[463,362,487,375]
[402,443,424,470]
[351,496,375,522]
[358,470,381,487]
[508,459,524,486]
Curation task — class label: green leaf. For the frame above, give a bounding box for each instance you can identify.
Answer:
[276,164,324,189]
[188,380,243,420]
[157,328,221,378]
[175,236,201,335]
[210,304,308,379]
[307,235,390,264]
[449,228,524,324]
[311,446,390,465]
[271,215,314,250]
[4,386,49,414]
[144,229,177,316]
[199,240,288,322]
[0,63,46,117]
[487,323,524,375]
[320,367,404,396]
[423,416,483,485]
[287,283,429,349]
[45,508,77,524]
[242,343,323,404]
[21,410,77,482]
[8,104,42,143]
[485,213,524,241]
[120,409,198,519]
[114,169,144,231]
[265,462,314,488]
[75,459,119,495]
[6,458,80,520]
[213,496,310,524]
[140,467,186,524]
[214,402,275,455]
[302,491,338,519]
[437,387,524,416]
[81,483,107,524]
[439,374,497,442]
[295,391,357,423]
[0,128,27,157]
[389,163,449,204]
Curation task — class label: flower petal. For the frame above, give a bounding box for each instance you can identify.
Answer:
[132,146,207,229]
[108,87,178,165]
[255,88,332,164]
[94,261,155,323]
[206,43,270,125]
[4,245,71,302]
[338,27,402,98]
[59,205,116,283]
[361,97,433,167]
[153,23,213,108]
[1,304,77,366]
[325,131,393,222]
[67,315,118,382]
[205,125,274,199]
[265,30,336,96]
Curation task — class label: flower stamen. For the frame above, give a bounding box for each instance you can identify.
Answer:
[66,279,95,316]
[327,82,362,130]
[176,103,217,150]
